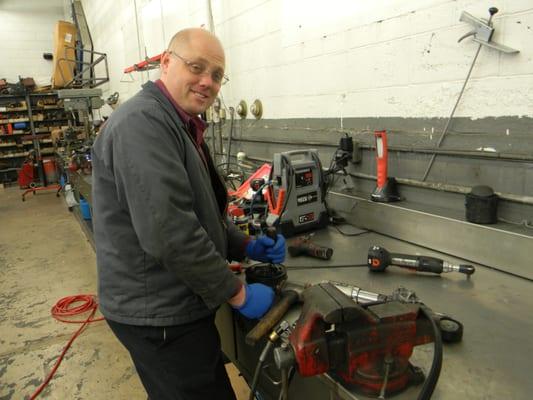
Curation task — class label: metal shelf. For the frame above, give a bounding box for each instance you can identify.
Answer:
[0,91,77,178]
[0,93,25,99]
[0,118,30,124]
[0,152,28,159]
[0,108,28,113]
[29,92,57,96]
[33,118,69,123]
[0,132,33,137]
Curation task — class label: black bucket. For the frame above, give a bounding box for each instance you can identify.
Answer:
[465,185,498,224]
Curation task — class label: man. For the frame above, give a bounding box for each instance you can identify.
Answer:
[91,28,285,400]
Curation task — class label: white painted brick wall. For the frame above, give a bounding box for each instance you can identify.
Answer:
[0,0,67,85]
[80,0,532,119]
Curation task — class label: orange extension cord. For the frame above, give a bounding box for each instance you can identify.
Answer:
[29,295,104,399]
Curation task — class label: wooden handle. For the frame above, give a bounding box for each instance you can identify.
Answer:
[245,290,299,346]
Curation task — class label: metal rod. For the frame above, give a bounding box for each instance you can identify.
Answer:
[24,92,45,186]
[422,10,497,181]
[210,122,217,164]
[421,43,483,181]
[346,171,533,205]
[226,137,533,163]
[226,107,234,175]
[244,153,533,206]
[218,121,224,167]
[280,368,289,400]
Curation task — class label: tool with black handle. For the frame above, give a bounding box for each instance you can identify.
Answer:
[245,226,294,347]
[368,245,476,276]
[287,235,333,260]
[265,226,278,241]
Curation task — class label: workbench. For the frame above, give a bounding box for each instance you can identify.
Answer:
[217,225,533,400]
[68,169,92,205]
[67,170,94,248]
[67,171,532,399]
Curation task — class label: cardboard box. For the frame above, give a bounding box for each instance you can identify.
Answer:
[51,21,77,88]
[50,128,62,144]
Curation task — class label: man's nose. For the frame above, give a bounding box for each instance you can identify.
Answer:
[198,72,214,87]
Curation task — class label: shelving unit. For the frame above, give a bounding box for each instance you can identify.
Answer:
[0,91,73,184]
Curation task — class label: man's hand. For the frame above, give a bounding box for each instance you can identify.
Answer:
[245,234,286,264]
[229,283,274,319]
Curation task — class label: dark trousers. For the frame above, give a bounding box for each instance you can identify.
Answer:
[106,315,237,400]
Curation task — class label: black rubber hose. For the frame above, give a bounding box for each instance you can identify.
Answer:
[417,306,443,400]
[277,367,295,400]
[248,340,274,400]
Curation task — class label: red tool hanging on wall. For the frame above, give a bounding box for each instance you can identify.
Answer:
[123,53,163,73]
[371,130,400,202]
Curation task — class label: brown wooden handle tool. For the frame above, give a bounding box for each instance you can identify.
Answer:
[245,289,299,346]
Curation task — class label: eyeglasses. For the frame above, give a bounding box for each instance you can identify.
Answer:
[168,51,229,86]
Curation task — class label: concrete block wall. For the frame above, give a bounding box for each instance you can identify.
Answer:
[0,0,68,85]
[81,0,214,113]
[80,0,532,120]
[215,0,532,120]
[80,0,532,224]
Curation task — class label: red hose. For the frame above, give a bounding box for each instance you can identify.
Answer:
[29,295,104,399]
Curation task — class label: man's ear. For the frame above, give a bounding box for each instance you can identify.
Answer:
[160,51,171,74]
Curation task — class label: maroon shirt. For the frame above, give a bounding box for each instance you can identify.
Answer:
[154,79,207,165]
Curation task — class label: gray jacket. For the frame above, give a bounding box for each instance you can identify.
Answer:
[91,81,246,326]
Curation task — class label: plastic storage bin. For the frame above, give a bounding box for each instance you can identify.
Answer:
[79,198,91,220]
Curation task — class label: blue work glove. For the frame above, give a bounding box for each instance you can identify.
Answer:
[234,283,275,319]
[245,234,286,264]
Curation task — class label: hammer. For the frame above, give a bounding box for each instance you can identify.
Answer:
[245,282,302,346]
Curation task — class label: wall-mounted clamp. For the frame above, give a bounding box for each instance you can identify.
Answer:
[458,7,519,54]
[422,7,519,182]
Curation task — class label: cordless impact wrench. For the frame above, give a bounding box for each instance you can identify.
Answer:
[368,245,476,276]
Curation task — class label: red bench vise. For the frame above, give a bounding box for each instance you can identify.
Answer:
[274,282,437,397]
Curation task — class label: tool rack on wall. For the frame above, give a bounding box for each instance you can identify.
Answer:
[0,90,74,185]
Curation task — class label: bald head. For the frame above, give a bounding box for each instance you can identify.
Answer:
[167,28,224,60]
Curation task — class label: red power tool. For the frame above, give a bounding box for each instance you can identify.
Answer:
[371,130,400,202]
[273,282,448,398]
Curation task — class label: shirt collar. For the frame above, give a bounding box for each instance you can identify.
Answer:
[154,79,206,146]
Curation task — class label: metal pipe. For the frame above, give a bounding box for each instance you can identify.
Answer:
[280,368,289,400]
[228,137,533,163]
[422,9,498,181]
[226,107,234,174]
[329,281,385,304]
[218,121,224,166]
[345,171,533,206]
[210,122,217,164]
[243,154,533,206]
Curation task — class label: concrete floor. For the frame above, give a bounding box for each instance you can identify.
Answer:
[0,186,249,399]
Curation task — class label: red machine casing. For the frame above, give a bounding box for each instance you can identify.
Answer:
[18,162,34,188]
